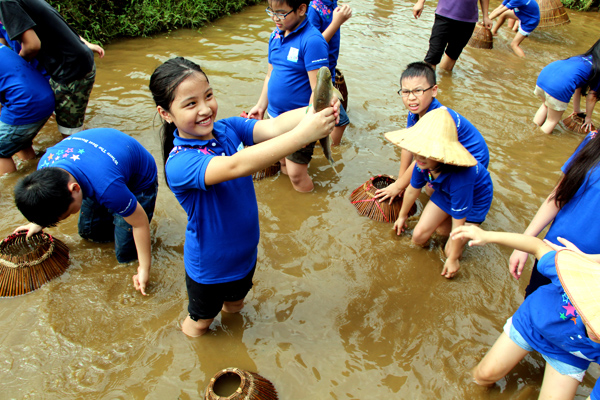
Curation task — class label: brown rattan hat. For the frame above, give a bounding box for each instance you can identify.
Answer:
[556,250,600,340]
[385,107,477,167]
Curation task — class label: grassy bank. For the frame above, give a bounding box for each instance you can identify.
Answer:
[48,0,264,44]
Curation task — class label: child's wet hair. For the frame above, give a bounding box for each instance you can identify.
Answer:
[400,62,437,87]
[149,57,209,187]
[14,167,74,228]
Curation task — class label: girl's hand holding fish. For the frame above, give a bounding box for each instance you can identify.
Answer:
[298,107,337,142]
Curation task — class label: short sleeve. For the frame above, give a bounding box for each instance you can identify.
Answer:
[410,166,427,189]
[99,181,139,217]
[302,32,329,72]
[0,0,36,40]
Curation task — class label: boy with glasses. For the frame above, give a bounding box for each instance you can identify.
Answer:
[249,0,329,192]
[375,62,489,202]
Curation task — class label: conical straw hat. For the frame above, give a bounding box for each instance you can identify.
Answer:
[385,107,477,167]
[556,250,600,340]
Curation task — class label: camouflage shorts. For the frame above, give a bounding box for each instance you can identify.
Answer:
[50,64,96,135]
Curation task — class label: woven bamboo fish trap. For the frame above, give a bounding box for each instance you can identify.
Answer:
[0,232,70,297]
[467,23,493,49]
[350,175,418,223]
[334,68,349,111]
[205,368,278,400]
[563,112,595,134]
[537,0,570,28]
[252,162,281,181]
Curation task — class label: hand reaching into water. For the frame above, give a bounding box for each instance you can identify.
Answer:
[508,249,529,280]
[132,266,149,296]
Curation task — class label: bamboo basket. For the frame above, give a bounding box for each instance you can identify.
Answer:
[205,368,278,400]
[350,175,418,223]
[537,0,570,28]
[562,113,595,134]
[467,23,493,50]
[0,232,70,297]
[252,162,281,181]
[334,68,349,111]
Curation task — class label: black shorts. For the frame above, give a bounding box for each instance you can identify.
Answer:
[424,14,476,65]
[186,263,256,321]
[286,141,316,165]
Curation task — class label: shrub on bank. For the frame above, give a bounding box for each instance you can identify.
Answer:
[48,0,264,44]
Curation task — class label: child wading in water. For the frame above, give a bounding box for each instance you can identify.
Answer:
[534,39,600,134]
[383,107,493,278]
[489,0,540,57]
[451,225,600,400]
[149,57,338,337]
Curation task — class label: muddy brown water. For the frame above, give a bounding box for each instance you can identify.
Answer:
[1,1,599,399]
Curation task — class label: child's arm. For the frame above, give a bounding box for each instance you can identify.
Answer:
[583,91,598,132]
[442,217,468,278]
[321,4,352,43]
[489,4,508,20]
[374,159,415,204]
[0,37,7,46]
[204,107,336,185]
[572,88,583,114]
[18,28,40,61]
[508,185,561,278]
[451,225,553,261]
[79,36,105,58]
[13,222,44,238]
[125,203,152,296]
[413,0,426,18]
[543,237,600,263]
[248,64,273,120]
[479,0,493,28]
[393,184,420,235]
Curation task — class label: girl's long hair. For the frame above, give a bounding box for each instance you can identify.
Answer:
[579,38,600,97]
[148,57,209,186]
[552,133,600,209]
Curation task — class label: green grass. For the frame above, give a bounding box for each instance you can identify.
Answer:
[48,0,264,44]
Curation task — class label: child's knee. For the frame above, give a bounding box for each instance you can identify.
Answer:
[222,299,244,313]
[472,364,498,387]
[412,228,430,246]
[182,315,212,337]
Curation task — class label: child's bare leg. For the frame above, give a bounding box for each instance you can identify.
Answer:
[330,125,347,146]
[533,103,549,126]
[507,18,516,29]
[15,146,36,161]
[538,363,579,400]
[473,332,529,386]
[222,299,244,313]
[182,315,213,337]
[412,201,450,245]
[0,157,17,175]
[540,108,564,134]
[438,54,457,72]
[510,32,527,58]
[285,159,314,192]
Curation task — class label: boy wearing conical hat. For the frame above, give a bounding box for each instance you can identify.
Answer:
[385,107,493,278]
[452,224,600,399]
[375,62,489,203]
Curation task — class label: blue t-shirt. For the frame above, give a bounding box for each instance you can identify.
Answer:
[536,56,600,103]
[0,44,54,125]
[410,162,493,222]
[544,132,600,254]
[267,17,329,117]
[502,0,540,33]
[166,117,260,284]
[38,128,157,218]
[407,100,490,168]
[512,250,600,371]
[307,0,340,81]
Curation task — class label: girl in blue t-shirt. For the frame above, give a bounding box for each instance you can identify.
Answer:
[509,130,600,298]
[149,57,338,337]
[384,107,493,279]
[533,39,600,134]
[452,225,600,400]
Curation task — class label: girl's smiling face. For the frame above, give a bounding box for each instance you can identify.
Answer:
[415,155,440,170]
[158,72,217,140]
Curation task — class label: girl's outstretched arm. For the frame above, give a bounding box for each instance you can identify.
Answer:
[204,108,336,185]
[508,182,561,279]
[451,225,553,261]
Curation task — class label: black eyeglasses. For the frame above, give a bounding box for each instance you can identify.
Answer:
[398,85,434,98]
[265,7,294,20]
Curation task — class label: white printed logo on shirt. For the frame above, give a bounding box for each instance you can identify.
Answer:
[287,47,299,62]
